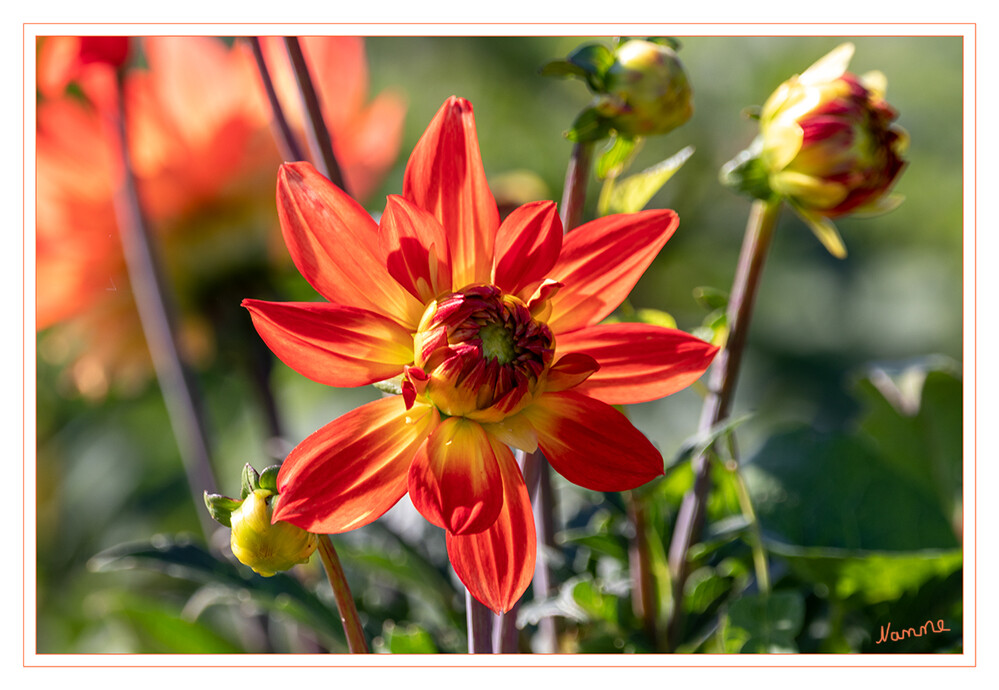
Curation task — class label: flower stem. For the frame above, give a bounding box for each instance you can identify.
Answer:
[665,198,781,649]
[246,37,307,163]
[106,68,217,540]
[626,491,659,646]
[728,461,771,595]
[559,140,594,231]
[466,591,496,653]
[283,37,347,192]
[316,534,369,653]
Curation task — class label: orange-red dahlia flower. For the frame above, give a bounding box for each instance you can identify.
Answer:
[244,97,718,613]
[36,36,405,395]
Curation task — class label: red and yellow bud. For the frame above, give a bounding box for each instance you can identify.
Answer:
[597,39,693,138]
[758,43,907,256]
[411,285,555,423]
[229,489,318,577]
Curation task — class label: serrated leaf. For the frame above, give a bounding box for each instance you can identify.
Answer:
[603,146,694,214]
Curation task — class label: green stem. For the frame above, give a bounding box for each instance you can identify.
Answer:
[728,461,771,595]
[665,198,781,649]
[316,534,369,653]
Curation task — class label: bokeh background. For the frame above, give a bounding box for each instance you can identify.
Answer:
[35,35,964,653]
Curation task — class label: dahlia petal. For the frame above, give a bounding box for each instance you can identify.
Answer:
[556,324,718,404]
[403,97,499,287]
[446,448,536,613]
[408,417,504,535]
[277,162,424,328]
[482,411,539,454]
[546,209,679,334]
[544,352,600,393]
[242,299,414,388]
[273,397,439,533]
[524,391,664,492]
[492,200,563,298]
[380,195,453,302]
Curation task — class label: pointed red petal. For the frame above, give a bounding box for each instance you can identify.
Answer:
[403,97,499,287]
[524,391,664,492]
[379,194,453,303]
[273,397,439,533]
[407,417,503,535]
[277,162,423,328]
[546,209,679,334]
[491,200,563,298]
[446,447,536,613]
[242,299,414,387]
[556,323,718,404]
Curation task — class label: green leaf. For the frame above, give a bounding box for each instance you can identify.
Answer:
[203,492,241,527]
[566,107,612,143]
[743,427,959,551]
[854,362,962,523]
[602,146,694,214]
[566,42,615,90]
[596,136,641,180]
[539,59,590,79]
[240,463,260,499]
[667,414,752,472]
[571,578,618,624]
[258,465,280,494]
[97,591,243,653]
[634,308,677,329]
[376,621,439,653]
[722,591,805,653]
[693,286,729,311]
[767,541,962,605]
[90,536,348,648]
[719,136,777,202]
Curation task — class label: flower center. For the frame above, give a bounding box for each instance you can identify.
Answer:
[479,322,517,364]
[411,285,554,422]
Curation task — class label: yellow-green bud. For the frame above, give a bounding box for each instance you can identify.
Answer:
[598,39,693,137]
[759,43,907,220]
[229,489,317,577]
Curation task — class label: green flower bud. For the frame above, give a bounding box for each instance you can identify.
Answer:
[229,489,318,577]
[597,39,693,138]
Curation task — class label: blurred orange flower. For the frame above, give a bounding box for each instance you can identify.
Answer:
[35,36,406,396]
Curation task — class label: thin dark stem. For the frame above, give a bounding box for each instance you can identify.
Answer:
[283,36,347,191]
[559,141,594,231]
[106,70,217,539]
[626,491,658,646]
[665,198,781,650]
[316,534,369,653]
[246,37,306,163]
[466,591,495,653]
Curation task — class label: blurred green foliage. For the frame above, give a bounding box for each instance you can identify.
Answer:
[36,35,963,654]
